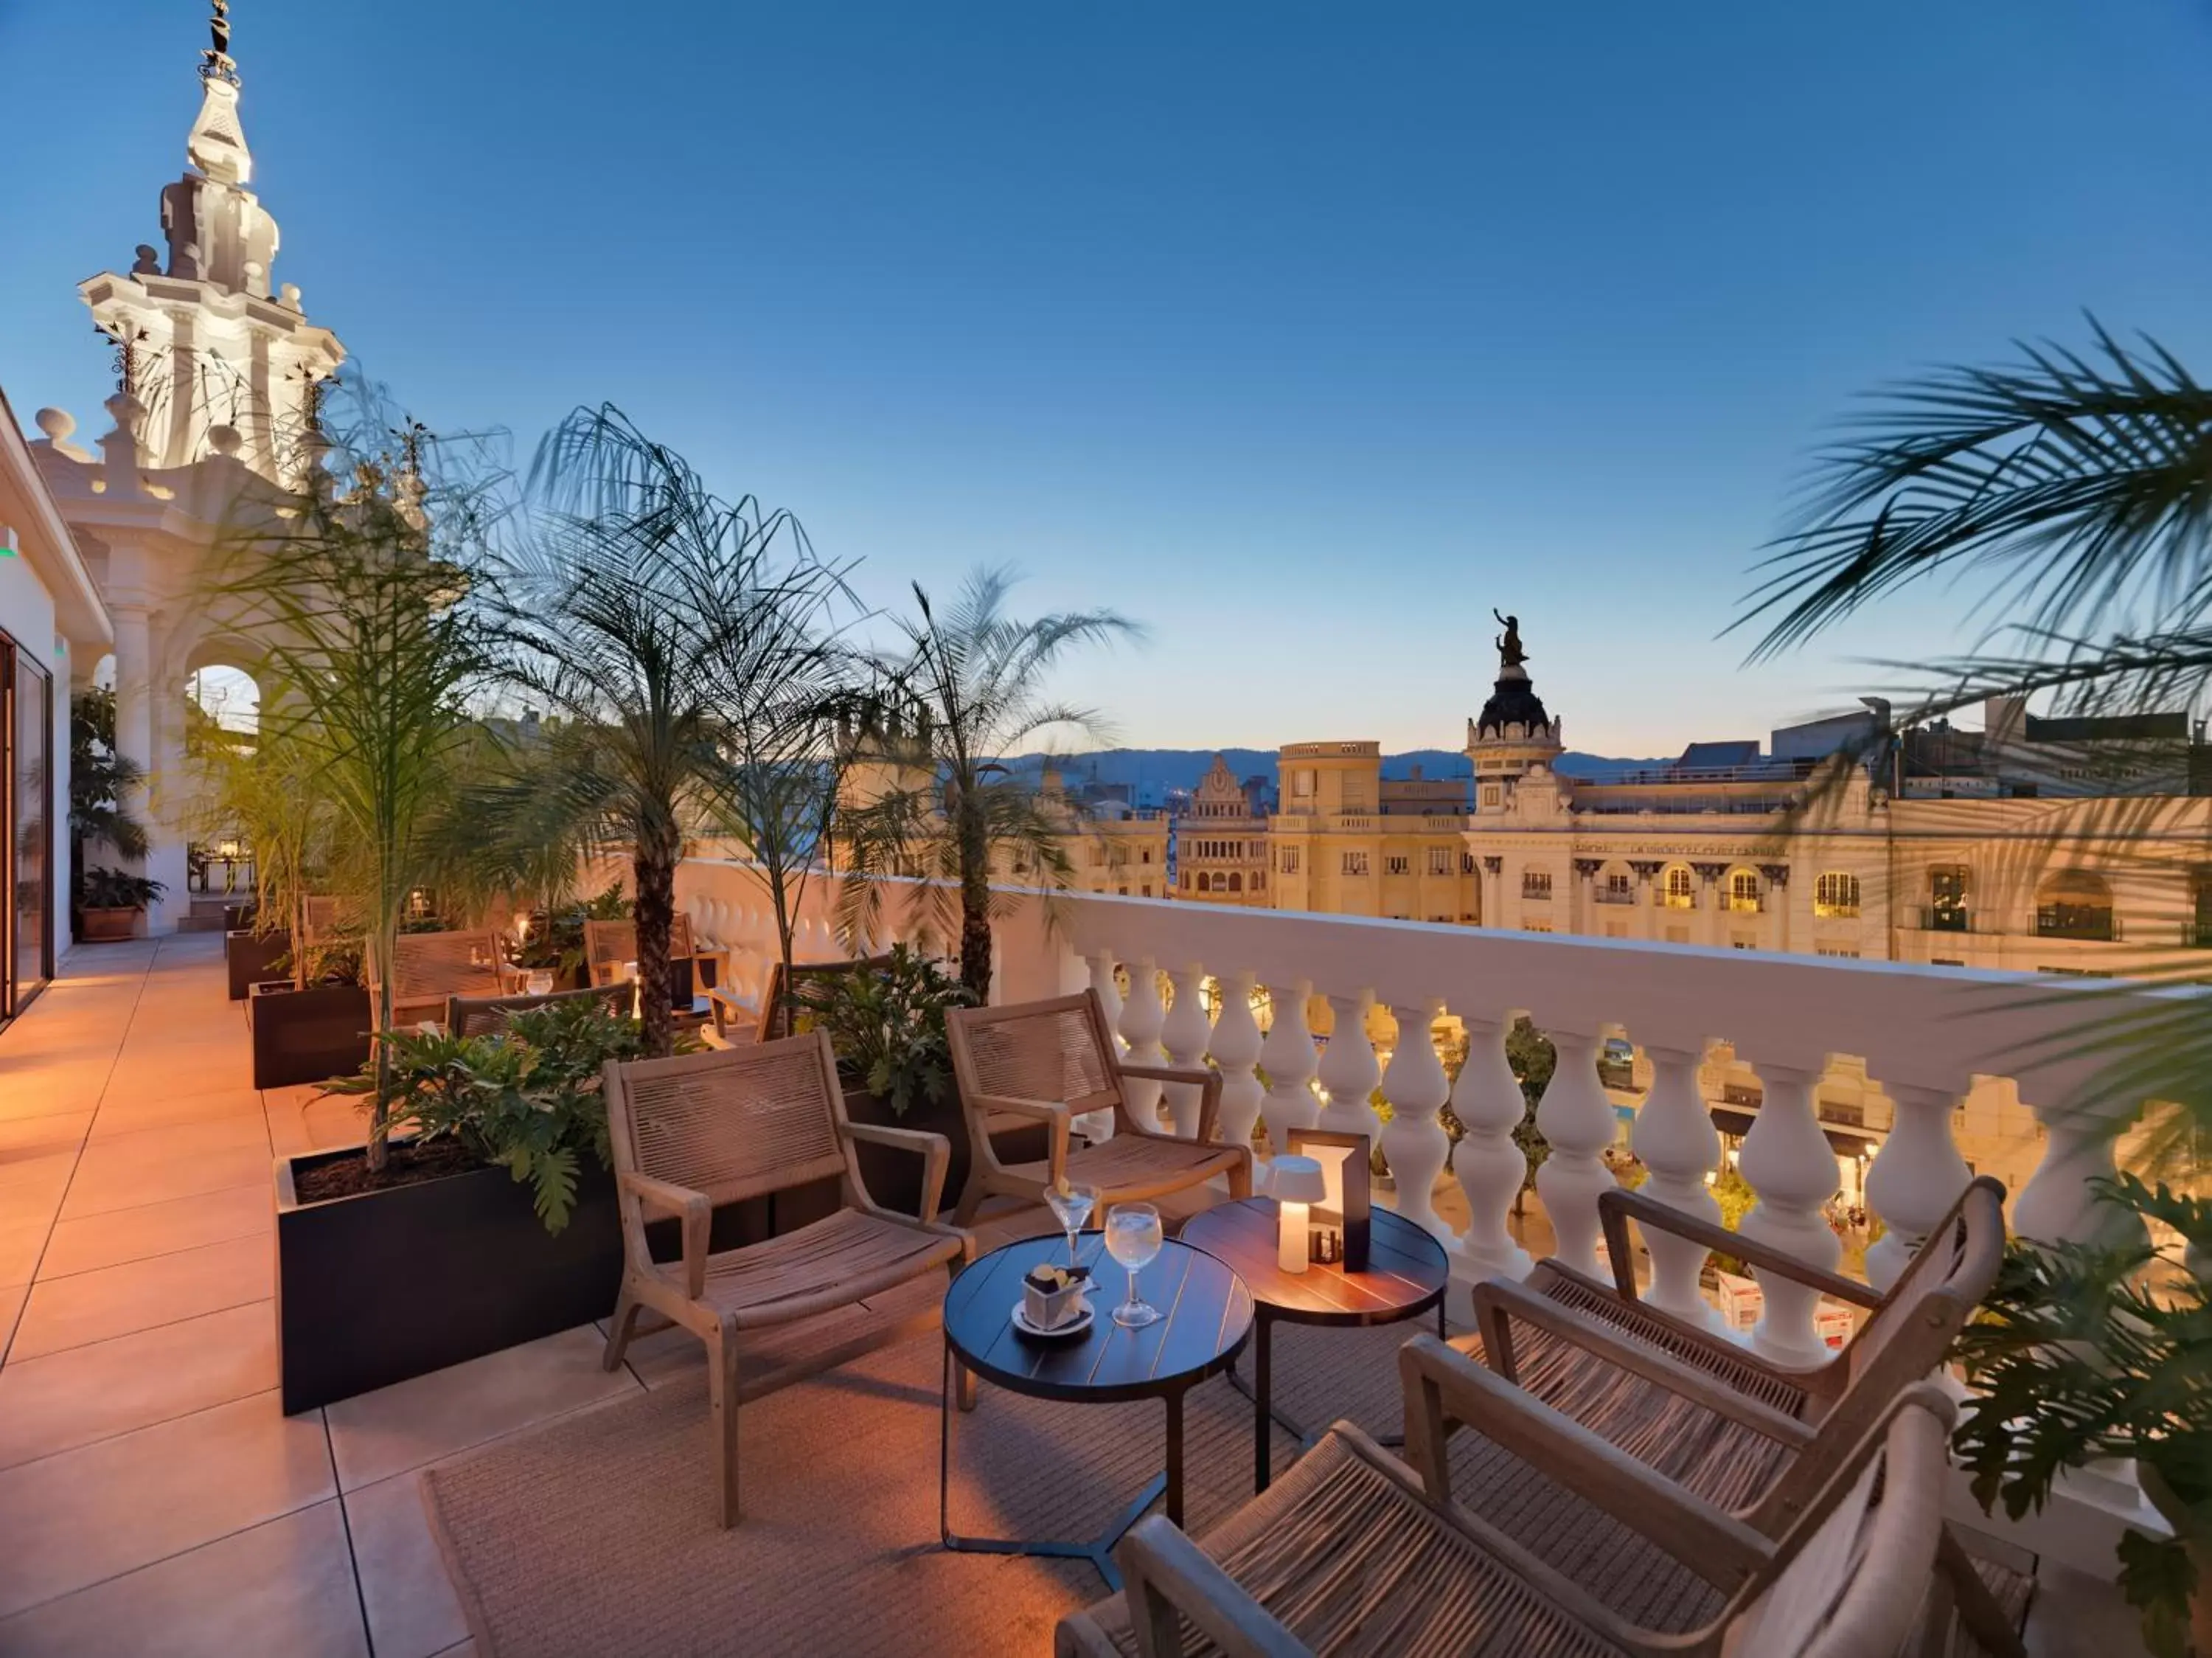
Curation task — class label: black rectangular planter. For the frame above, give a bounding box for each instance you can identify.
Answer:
[226,929,291,1002]
[841,1084,1048,1221]
[275,1148,625,1413]
[248,982,372,1089]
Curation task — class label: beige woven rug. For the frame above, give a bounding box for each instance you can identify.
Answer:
[420,1314,1417,1658]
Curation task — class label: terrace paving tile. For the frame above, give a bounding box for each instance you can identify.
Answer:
[57,1142,272,1218]
[344,1470,469,1658]
[0,1113,92,1155]
[10,1235,271,1359]
[324,1322,638,1492]
[0,1283,24,1353]
[72,1112,271,1168]
[86,1087,265,1139]
[0,1501,368,1657]
[0,1300,276,1468]
[0,1389,335,1620]
[0,1219,50,1291]
[36,1182,271,1279]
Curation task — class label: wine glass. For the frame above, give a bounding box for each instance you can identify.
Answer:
[1104,1202,1164,1328]
[1043,1183,1096,1271]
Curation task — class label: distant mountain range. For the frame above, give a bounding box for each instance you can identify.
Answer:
[1009,746,1670,797]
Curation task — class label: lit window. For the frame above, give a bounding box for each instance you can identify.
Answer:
[1663,865,1695,909]
[1728,870,1761,912]
[1814,873,1861,918]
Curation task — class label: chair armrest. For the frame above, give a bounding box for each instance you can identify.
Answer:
[841,1121,952,1224]
[967,1091,1072,1182]
[1116,1064,1225,1144]
[1115,1514,1310,1658]
[1397,1334,1772,1593]
[706,984,757,1038]
[1470,1277,1817,1447]
[1599,1187,1882,1310]
[1116,1063,1213,1089]
[619,1170,711,1299]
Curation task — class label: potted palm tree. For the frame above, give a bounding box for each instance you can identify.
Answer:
[494,404,853,1056]
[834,567,1140,999]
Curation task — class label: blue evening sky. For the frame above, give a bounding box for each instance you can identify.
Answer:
[5,2,2208,755]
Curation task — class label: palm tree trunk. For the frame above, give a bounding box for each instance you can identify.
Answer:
[956,797,992,1002]
[633,836,678,1058]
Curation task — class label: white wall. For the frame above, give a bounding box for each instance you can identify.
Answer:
[0,533,72,983]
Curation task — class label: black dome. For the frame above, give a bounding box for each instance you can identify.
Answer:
[1476,674,1551,738]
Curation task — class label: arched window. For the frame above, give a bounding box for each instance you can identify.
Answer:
[2037,870,2114,940]
[1814,872,1861,918]
[1663,864,1695,909]
[1728,869,1761,913]
[1228,873,1242,893]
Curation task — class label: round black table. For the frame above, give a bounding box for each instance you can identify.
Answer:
[1178,1196,1451,1491]
[940,1229,1253,1589]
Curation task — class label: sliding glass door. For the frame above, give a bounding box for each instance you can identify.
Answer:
[2,630,54,1022]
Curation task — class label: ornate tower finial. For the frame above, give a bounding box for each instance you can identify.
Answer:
[201,1,238,86]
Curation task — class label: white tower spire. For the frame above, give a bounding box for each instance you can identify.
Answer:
[75,2,344,483]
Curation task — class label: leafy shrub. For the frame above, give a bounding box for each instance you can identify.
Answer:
[793,943,977,1117]
[80,867,167,909]
[326,998,647,1232]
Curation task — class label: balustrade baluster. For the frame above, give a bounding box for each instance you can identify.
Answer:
[2015,1093,2149,1254]
[1208,970,1265,1159]
[1734,1058,1842,1368]
[1315,991,1382,1138]
[1074,949,1123,1142]
[1379,999,1453,1240]
[1257,978,1320,1165]
[1631,1042,1724,1328]
[1118,957,1168,1131]
[1160,965,1211,1139]
[1449,1013,1531,1280]
[1862,1082,1970,1291]
[1531,1023,1617,1278]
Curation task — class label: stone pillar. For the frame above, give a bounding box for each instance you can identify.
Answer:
[1481,856,1503,929]
[1450,1013,1532,1280]
[1862,1082,1972,1291]
[1691,862,1730,946]
[1257,978,1320,1164]
[1532,1022,1618,1278]
[1628,861,1664,943]
[1572,859,1604,937]
[1632,1043,1726,1328]
[1379,1000,1453,1240]
[1208,970,1265,1160]
[1315,991,1382,1138]
[1758,864,1791,954]
[1117,958,1167,1131]
[1735,1057,1843,1367]
[1159,964,1211,1139]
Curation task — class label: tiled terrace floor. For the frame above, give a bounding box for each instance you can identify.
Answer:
[0,934,2145,1657]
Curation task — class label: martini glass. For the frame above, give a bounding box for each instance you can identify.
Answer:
[1044,1183,1096,1270]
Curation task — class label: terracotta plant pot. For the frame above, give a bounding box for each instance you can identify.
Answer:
[77,906,141,943]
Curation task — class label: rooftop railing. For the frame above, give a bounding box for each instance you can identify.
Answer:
[669,859,2163,1376]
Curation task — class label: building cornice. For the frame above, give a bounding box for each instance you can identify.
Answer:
[0,387,113,648]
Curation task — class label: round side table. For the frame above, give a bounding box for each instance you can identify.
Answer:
[1178,1196,1450,1491]
[939,1229,1253,1589]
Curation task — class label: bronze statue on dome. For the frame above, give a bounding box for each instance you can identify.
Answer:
[1492,609,1527,673]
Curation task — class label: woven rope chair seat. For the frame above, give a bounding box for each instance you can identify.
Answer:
[1005,1134,1232,1196]
[1069,1429,1631,1658]
[685,1209,962,1329]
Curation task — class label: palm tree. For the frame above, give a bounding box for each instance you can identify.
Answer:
[500,405,849,1057]
[835,568,1141,1001]
[208,412,498,1170]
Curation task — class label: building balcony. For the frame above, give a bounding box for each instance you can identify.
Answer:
[2036,907,2120,942]
[1592,888,1637,906]
[0,880,2154,1654]
[1920,906,1973,933]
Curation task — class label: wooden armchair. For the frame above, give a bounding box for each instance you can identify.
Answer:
[375,928,512,1029]
[1058,1336,1958,1658]
[445,981,631,1039]
[584,915,715,1005]
[703,954,897,1047]
[945,990,1252,1229]
[1459,1176,2025,1655]
[599,1032,972,1527]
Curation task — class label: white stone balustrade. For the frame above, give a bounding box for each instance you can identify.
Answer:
[1158,964,1211,1138]
[656,858,2163,1359]
[1117,957,1168,1131]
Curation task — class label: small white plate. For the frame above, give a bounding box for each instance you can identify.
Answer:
[1012,1301,1093,1339]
